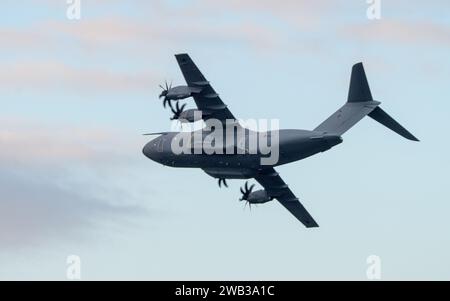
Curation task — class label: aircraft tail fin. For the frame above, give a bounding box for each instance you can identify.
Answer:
[314,63,419,141]
[347,62,373,103]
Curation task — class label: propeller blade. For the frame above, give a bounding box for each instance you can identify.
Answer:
[168,99,175,110]
[239,181,256,205]
[170,101,186,120]
[159,81,170,106]
[171,103,177,114]
[218,178,228,188]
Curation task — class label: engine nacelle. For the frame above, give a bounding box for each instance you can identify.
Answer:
[178,109,204,123]
[166,85,202,101]
[247,190,273,204]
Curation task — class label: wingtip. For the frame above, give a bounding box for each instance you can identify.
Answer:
[306,224,319,228]
[304,220,319,228]
[404,132,420,142]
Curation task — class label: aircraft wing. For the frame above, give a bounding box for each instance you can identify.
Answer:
[175,53,237,122]
[255,168,319,228]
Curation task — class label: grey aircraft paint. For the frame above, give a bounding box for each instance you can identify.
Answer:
[143,54,418,228]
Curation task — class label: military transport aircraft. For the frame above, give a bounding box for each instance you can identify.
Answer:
[143,54,418,228]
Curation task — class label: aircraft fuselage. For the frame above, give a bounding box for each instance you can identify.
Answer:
[143,129,342,179]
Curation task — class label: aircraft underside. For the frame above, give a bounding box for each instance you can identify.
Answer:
[143,54,418,228]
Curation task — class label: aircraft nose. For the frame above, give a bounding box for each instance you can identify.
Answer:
[143,141,159,162]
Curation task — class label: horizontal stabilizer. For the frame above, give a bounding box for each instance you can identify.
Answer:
[314,101,379,135]
[315,62,418,142]
[368,107,419,141]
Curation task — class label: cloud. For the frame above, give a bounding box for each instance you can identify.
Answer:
[0,0,342,97]
[0,119,148,248]
[0,15,287,94]
[195,0,336,28]
[2,0,331,56]
[0,60,157,94]
[0,169,142,248]
[342,20,450,47]
[0,118,136,164]
[39,16,286,52]
[0,28,47,48]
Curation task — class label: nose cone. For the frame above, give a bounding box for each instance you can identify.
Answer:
[143,141,160,162]
[142,142,152,159]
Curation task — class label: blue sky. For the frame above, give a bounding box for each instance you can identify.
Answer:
[0,0,449,280]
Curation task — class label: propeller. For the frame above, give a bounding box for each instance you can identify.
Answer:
[218,178,228,188]
[170,101,186,120]
[239,181,255,210]
[159,80,173,108]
